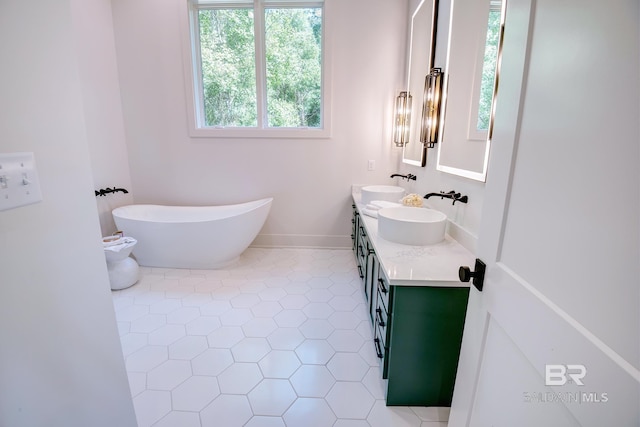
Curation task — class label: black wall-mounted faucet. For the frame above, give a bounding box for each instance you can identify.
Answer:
[95,187,129,197]
[424,190,468,205]
[390,173,417,181]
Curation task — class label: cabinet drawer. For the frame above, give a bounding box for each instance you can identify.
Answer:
[374,304,388,351]
[356,227,367,275]
[374,330,385,360]
[358,223,366,237]
[374,322,390,379]
[357,227,366,257]
[377,274,390,312]
[357,238,366,262]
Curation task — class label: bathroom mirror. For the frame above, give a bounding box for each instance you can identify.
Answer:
[402,0,439,167]
[436,0,505,181]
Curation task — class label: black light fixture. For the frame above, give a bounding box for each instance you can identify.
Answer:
[393,91,412,147]
[420,67,443,148]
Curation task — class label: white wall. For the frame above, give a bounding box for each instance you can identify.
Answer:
[110,0,408,248]
[71,0,134,236]
[0,1,136,426]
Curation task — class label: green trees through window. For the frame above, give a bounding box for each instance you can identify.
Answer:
[199,9,257,127]
[476,8,501,131]
[196,5,323,129]
[265,8,322,128]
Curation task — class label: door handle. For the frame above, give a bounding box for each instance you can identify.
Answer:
[378,278,388,294]
[375,308,386,327]
[459,258,486,292]
[374,338,383,359]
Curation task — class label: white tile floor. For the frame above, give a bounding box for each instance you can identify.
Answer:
[112,248,449,427]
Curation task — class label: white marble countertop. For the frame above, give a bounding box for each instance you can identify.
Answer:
[353,192,475,288]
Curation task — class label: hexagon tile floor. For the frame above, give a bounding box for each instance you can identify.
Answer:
[112,248,450,427]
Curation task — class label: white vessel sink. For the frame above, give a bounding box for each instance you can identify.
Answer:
[377,207,447,246]
[361,185,405,205]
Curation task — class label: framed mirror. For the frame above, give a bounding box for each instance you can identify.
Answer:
[436,0,506,181]
[402,0,439,167]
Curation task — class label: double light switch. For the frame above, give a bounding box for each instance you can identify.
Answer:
[0,152,43,212]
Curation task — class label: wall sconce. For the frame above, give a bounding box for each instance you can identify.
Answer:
[420,68,443,148]
[393,91,412,147]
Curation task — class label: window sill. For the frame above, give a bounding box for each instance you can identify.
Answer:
[188,126,332,139]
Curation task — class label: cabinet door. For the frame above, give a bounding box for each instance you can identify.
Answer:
[367,249,379,323]
[361,232,376,321]
[385,286,469,406]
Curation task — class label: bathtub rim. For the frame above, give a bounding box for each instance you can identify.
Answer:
[112,197,273,224]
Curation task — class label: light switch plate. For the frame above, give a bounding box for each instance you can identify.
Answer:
[0,152,43,212]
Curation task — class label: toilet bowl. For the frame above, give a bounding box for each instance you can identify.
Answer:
[103,235,139,290]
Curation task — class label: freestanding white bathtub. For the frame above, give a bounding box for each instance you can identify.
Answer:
[112,197,272,269]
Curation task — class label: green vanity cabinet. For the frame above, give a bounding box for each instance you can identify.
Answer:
[351,200,470,406]
[377,275,470,406]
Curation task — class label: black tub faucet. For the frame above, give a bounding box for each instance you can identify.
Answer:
[390,173,417,181]
[94,187,129,197]
[424,190,468,205]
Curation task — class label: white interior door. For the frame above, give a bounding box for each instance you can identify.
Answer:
[449,0,640,425]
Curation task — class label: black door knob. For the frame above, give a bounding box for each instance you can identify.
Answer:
[458,266,473,282]
[458,259,486,292]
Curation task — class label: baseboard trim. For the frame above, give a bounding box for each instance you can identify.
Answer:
[252,229,474,253]
[251,234,352,249]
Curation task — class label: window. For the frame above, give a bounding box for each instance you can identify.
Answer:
[467,0,502,140]
[186,0,329,138]
[476,4,501,131]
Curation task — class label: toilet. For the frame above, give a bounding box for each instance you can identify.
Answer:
[103,234,139,290]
